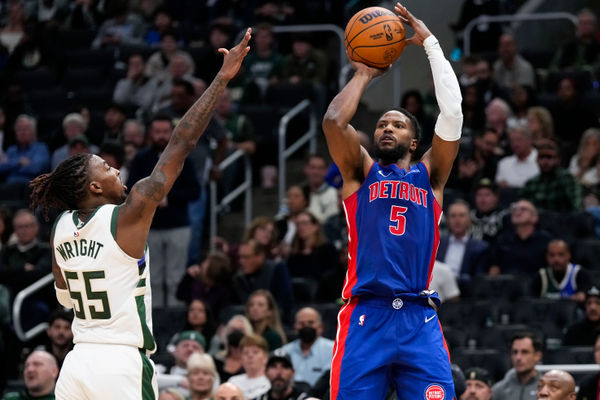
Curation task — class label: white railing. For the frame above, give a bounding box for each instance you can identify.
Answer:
[463,12,578,56]
[278,99,318,209]
[12,273,54,341]
[209,149,252,247]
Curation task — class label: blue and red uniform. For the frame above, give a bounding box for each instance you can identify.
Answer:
[331,161,455,400]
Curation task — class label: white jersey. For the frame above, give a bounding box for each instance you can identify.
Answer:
[53,204,155,353]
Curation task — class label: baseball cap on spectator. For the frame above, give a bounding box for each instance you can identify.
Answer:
[475,178,498,194]
[267,353,293,369]
[464,367,493,387]
[174,330,206,348]
[587,286,600,300]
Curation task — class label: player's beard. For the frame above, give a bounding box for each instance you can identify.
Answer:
[374,143,410,165]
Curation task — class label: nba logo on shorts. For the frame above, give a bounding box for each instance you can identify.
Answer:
[358,314,365,326]
[424,384,445,400]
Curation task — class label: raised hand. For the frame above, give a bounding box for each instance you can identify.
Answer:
[394,3,432,47]
[348,58,390,79]
[218,28,252,80]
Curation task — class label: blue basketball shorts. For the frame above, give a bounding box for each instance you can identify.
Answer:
[330,295,455,400]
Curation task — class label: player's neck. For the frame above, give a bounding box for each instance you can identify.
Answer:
[77,198,112,220]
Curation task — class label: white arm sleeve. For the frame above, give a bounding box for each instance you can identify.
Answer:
[423,35,463,142]
[55,284,73,309]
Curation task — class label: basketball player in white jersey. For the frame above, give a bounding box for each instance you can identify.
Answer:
[29,29,252,400]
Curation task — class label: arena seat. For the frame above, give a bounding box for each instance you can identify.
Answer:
[451,348,510,383]
[438,300,496,330]
[470,275,527,303]
[291,277,318,304]
[151,306,187,354]
[543,346,594,365]
[572,239,600,271]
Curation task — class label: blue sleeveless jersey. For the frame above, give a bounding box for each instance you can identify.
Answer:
[342,161,442,299]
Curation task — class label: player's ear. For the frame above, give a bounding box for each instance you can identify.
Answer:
[410,138,418,152]
[89,180,103,195]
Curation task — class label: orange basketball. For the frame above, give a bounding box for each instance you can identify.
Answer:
[344,6,406,68]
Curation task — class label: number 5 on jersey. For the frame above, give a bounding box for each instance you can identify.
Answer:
[64,270,112,319]
[389,205,407,236]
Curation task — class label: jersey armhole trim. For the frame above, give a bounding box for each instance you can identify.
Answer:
[110,205,120,241]
[51,210,68,238]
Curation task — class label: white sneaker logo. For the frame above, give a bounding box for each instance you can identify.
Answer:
[378,170,392,177]
[425,315,436,323]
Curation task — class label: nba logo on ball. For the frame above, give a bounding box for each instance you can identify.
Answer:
[424,384,445,400]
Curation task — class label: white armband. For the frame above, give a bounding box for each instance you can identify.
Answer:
[55,284,73,309]
[424,35,463,142]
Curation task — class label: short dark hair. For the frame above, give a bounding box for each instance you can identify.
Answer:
[48,308,73,325]
[511,331,542,352]
[150,114,174,129]
[172,79,195,96]
[379,108,422,142]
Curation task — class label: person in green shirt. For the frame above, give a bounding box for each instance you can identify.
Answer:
[2,350,57,400]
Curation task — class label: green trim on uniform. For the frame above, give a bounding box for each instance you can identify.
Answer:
[110,205,121,241]
[139,350,156,400]
[73,205,103,229]
[135,294,156,352]
[136,278,146,288]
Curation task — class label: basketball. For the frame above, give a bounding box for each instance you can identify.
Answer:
[344,7,406,68]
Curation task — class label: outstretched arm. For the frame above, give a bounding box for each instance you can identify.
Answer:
[117,29,252,258]
[322,61,386,197]
[396,3,462,204]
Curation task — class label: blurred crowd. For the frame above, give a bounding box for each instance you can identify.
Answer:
[0,0,600,399]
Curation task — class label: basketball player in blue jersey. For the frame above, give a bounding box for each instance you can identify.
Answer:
[28,30,252,400]
[323,4,462,400]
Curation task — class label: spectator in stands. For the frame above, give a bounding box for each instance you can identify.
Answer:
[429,260,461,302]
[255,354,307,400]
[276,307,334,387]
[492,332,542,400]
[287,211,337,281]
[51,113,97,169]
[484,98,512,154]
[169,299,218,347]
[100,102,127,144]
[536,369,576,400]
[470,178,509,243]
[459,55,481,88]
[122,119,146,147]
[526,107,554,143]
[532,239,591,302]
[495,121,539,189]
[474,58,511,106]
[0,206,12,253]
[212,315,252,382]
[176,252,233,315]
[152,51,199,112]
[549,9,600,72]
[461,367,493,400]
[187,352,219,400]
[280,33,328,112]
[146,29,183,80]
[493,33,536,90]
[576,334,600,400]
[564,286,600,346]
[244,289,286,351]
[228,334,270,399]
[437,200,489,280]
[113,53,158,117]
[126,115,200,307]
[158,79,201,123]
[521,138,583,212]
[145,7,179,47]
[0,2,25,55]
[1,350,58,399]
[233,240,292,316]
[550,77,599,156]
[0,115,49,184]
[215,382,245,400]
[195,20,235,84]
[451,127,499,195]
[315,243,347,304]
[240,23,282,103]
[158,330,207,389]
[66,135,93,158]
[38,308,73,369]
[91,0,146,49]
[0,209,51,299]
[461,83,486,136]
[303,154,338,224]
[489,199,552,276]
[158,388,186,400]
[510,84,537,120]
[569,128,600,191]
[275,184,309,251]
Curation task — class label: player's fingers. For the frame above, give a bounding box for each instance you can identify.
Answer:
[239,27,252,46]
[406,35,418,46]
[218,48,229,55]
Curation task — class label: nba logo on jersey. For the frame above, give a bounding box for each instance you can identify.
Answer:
[358,314,365,326]
[424,384,445,400]
[73,231,79,237]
